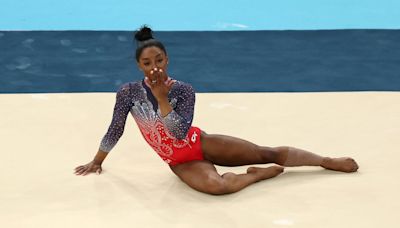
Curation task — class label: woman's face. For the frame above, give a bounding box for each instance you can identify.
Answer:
[137,46,168,80]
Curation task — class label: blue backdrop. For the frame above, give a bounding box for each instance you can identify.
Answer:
[1,30,399,93]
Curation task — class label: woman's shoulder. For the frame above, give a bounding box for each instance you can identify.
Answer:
[118,80,144,91]
[115,81,143,98]
[171,79,195,93]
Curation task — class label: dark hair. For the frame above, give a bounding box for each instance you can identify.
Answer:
[134,25,167,62]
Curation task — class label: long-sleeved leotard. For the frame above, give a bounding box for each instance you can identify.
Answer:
[99,79,204,165]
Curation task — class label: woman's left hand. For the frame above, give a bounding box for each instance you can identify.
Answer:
[144,68,176,101]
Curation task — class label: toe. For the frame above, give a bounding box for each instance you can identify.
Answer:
[274,166,284,173]
[246,167,257,174]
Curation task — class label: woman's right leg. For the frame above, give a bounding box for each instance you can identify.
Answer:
[200,131,359,172]
[170,160,284,195]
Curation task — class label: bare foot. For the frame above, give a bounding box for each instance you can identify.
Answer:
[247,165,284,181]
[321,157,359,173]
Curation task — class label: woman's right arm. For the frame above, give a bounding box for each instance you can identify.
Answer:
[74,83,133,176]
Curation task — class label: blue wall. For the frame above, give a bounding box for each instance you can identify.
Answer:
[1,30,400,93]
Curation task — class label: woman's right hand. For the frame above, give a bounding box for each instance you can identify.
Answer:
[74,160,102,176]
[144,68,175,101]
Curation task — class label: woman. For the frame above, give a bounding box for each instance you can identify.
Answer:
[75,26,359,195]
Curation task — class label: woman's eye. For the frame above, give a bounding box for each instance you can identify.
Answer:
[157,59,163,63]
[144,63,150,66]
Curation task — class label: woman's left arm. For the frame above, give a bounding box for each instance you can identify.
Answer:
[145,68,195,140]
[159,82,195,139]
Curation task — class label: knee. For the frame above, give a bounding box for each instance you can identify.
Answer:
[202,174,228,195]
[258,146,289,165]
[272,146,290,165]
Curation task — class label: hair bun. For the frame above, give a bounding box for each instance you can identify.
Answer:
[134,25,154,42]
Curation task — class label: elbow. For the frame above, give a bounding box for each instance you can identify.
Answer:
[174,131,187,140]
[172,127,190,140]
[175,134,186,140]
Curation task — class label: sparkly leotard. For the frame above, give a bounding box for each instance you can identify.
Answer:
[99,79,204,166]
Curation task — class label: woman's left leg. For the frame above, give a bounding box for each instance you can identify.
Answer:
[170,160,284,195]
[200,131,359,172]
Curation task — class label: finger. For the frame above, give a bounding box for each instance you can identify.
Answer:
[96,168,102,175]
[75,165,86,171]
[157,70,166,85]
[167,79,176,88]
[150,70,160,86]
[166,82,174,90]
[155,68,161,77]
[75,169,84,175]
[152,68,158,77]
[74,166,86,173]
[164,77,171,85]
[165,78,174,87]
[78,166,90,173]
[159,68,167,81]
[149,70,157,82]
[76,167,88,175]
[153,70,161,86]
[144,77,152,88]
[74,165,84,171]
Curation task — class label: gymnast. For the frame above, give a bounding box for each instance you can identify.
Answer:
[75,25,359,195]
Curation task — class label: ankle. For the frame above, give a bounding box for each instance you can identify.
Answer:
[321,157,332,167]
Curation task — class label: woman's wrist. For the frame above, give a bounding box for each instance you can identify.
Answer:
[93,149,108,165]
[156,96,169,104]
[158,98,173,117]
[92,159,103,165]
